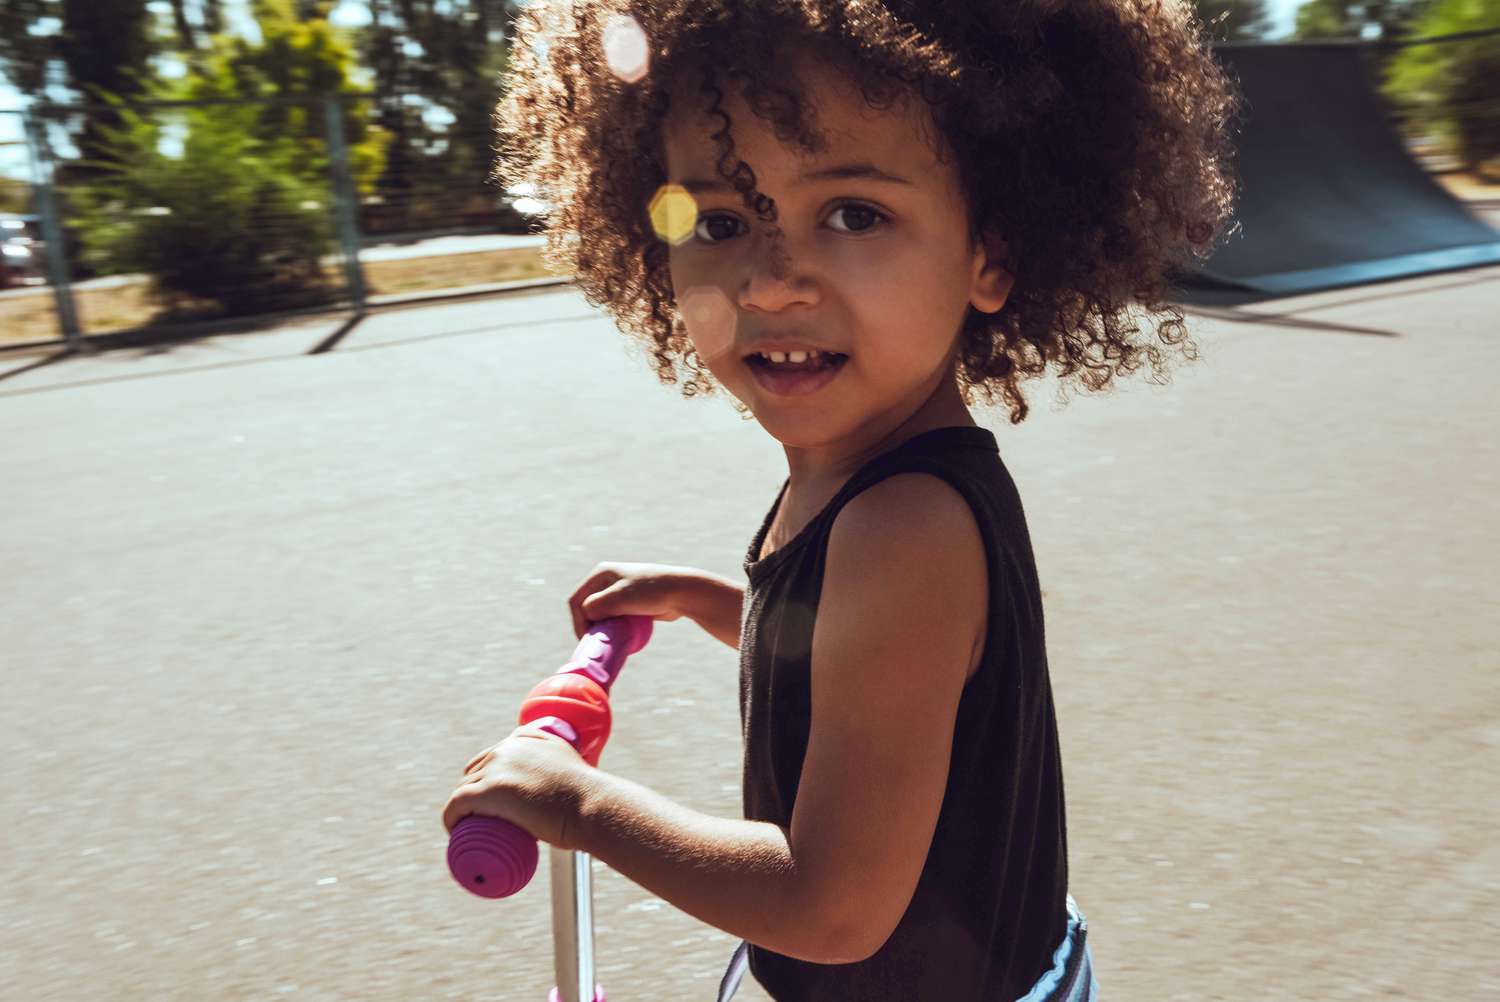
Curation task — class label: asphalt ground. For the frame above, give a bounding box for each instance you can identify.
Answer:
[2,266,1497,1001]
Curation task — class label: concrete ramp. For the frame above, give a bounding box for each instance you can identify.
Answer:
[1196,44,1500,295]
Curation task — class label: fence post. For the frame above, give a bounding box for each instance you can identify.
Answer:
[323,96,367,313]
[22,109,83,348]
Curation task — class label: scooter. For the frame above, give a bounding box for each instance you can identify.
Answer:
[446,615,652,1002]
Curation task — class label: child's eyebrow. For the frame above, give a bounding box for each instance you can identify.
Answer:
[672,162,914,194]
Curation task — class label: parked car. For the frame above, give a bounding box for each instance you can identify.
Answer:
[0,215,42,288]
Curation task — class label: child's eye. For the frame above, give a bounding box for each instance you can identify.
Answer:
[693,213,745,244]
[826,202,889,235]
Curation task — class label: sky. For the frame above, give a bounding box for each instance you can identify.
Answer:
[0,0,1310,182]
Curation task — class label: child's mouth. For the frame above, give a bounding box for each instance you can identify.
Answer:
[745,351,850,397]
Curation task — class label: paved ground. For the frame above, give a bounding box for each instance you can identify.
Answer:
[1,268,1497,1001]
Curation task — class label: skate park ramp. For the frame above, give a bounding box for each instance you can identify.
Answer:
[1190,43,1500,297]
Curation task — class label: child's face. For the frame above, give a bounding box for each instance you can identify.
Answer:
[661,56,1011,453]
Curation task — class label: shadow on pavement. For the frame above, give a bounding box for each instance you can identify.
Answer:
[308,312,367,355]
[1174,267,1500,337]
[0,346,82,385]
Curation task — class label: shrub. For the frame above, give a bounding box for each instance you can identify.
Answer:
[1383,0,1500,174]
[1449,42,1500,173]
[75,101,337,316]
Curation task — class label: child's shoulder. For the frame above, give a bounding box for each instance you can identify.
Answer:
[825,470,988,639]
[836,469,979,544]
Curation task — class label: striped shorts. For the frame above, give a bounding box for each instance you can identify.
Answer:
[1015,894,1099,1002]
[715,894,1098,1002]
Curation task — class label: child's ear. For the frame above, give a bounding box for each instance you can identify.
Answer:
[969,229,1014,315]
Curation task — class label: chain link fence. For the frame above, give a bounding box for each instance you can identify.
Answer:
[0,94,554,350]
[3,33,1493,351]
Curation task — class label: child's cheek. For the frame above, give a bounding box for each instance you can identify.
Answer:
[676,284,740,367]
[831,245,921,311]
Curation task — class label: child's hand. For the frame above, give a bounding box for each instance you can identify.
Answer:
[440,724,594,851]
[567,561,696,638]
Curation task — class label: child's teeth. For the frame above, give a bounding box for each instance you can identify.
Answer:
[769,351,788,363]
[786,350,808,364]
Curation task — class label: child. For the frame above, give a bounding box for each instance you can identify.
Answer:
[442,1,1238,998]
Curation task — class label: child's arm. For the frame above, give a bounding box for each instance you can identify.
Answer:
[572,473,987,963]
[568,562,744,650]
[674,570,745,650]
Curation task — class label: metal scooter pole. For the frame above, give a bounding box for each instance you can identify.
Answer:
[549,847,601,1002]
[446,616,652,1002]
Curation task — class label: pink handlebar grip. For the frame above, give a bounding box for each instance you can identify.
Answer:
[558,614,652,692]
[447,814,539,899]
[548,989,606,1002]
[446,616,653,899]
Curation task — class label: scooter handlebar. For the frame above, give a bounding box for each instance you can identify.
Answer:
[446,616,653,899]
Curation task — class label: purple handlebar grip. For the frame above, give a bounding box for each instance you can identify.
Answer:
[557,614,652,693]
[447,815,538,899]
[447,616,652,900]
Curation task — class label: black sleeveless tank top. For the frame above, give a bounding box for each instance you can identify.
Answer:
[737,425,1069,1001]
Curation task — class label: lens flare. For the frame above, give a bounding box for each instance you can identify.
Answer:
[649,184,698,246]
[678,286,738,362]
[602,14,650,84]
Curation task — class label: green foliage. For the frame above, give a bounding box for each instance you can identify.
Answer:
[1296,0,1432,39]
[1383,0,1500,171]
[161,0,228,53]
[54,0,392,316]
[183,0,389,193]
[0,176,31,214]
[0,0,155,102]
[1448,41,1500,171]
[358,0,513,231]
[1189,0,1275,41]
[0,0,55,97]
[74,99,335,314]
[0,0,155,171]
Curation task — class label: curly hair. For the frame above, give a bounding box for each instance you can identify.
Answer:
[496,0,1240,423]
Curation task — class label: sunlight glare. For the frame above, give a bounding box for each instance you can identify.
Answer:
[602,14,650,84]
[649,184,698,246]
[679,286,738,362]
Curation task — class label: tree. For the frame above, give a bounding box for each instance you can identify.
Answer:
[1190,0,1275,41]
[167,0,199,53]
[0,0,55,98]
[184,0,389,193]
[164,0,228,52]
[75,101,336,313]
[357,0,514,232]
[71,0,389,313]
[0,175,30,214]
[1295,0,1433,40]
[57,0,154,165]
[0,0,155,169]
[1383,0,1500,173]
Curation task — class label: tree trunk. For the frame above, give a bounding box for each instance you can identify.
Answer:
[59,0,153,171]
[169,0,197,50]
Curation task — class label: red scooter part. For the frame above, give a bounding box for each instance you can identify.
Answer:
[446,616,652,900]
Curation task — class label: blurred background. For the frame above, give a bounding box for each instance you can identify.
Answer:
[0,0,1496,348]
[0,0,562,349]
[1,3,1498,1001]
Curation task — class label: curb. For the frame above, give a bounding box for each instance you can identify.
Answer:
[0,275,576,359]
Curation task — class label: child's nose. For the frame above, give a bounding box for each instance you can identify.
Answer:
[737,233,819,313]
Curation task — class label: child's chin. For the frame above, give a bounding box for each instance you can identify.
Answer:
[756,414,840,449]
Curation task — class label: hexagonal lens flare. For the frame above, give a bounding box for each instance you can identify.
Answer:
[649,184,698,246]
[678,285,738,363]
[602,13,650,84]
